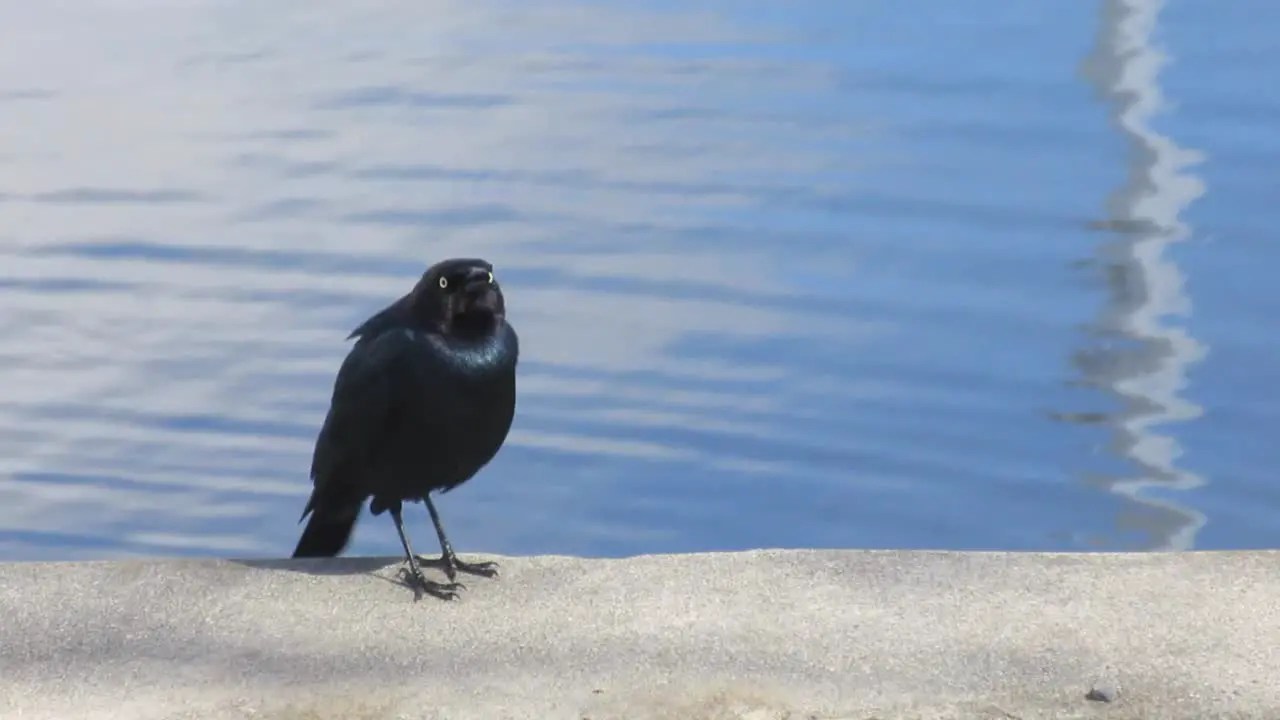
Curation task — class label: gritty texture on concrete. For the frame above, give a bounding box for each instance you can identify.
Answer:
[0,550,1277,719]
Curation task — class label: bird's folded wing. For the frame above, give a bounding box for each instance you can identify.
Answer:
[308,330,419,489]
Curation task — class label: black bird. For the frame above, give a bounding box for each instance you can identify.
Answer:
[292,257,519,600]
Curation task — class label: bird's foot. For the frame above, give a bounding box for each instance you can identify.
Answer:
[417,553,500,582]
[397,565,464,602]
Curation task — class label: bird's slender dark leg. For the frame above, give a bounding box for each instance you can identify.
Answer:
[389,503,462,601]
[416,494,499,581]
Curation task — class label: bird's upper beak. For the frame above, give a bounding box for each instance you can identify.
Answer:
[459,269,499,313]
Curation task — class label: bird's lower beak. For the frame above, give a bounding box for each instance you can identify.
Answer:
[459,282,499,313]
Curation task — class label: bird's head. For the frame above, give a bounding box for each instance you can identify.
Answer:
[410,258,505,339]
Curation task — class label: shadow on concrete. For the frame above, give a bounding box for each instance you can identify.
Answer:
[226,556,422,594]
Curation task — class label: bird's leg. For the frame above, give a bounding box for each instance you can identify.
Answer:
[389,503,463,601]
[416,494,499,581]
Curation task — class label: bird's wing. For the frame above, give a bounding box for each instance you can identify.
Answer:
[302,329,419,518]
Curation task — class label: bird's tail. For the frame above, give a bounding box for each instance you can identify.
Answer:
[292,501,362,558]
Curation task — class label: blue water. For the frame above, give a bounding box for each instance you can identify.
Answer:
[0,0,1274,561]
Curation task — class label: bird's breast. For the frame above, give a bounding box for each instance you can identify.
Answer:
[410,339,516,482]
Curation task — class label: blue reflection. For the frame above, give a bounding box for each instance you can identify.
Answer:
[0,0,1271,561]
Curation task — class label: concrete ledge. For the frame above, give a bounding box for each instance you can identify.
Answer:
[1,550,1277,719]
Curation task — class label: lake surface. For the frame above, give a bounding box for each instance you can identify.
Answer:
[0,0,1274,562]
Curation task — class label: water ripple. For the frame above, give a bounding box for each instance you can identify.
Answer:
[0,0,1272,559]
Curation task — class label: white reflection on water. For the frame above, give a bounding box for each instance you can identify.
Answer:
[0,0,891,557]
[1077,0,1208,549]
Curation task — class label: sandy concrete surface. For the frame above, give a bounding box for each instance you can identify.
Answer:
[0,550,1277,720]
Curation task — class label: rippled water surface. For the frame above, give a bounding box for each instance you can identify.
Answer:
[0,0,1275,561]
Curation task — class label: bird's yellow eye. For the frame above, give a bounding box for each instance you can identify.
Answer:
[487,271,494,283]
[438,277,448,289]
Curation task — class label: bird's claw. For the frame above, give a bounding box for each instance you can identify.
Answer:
[397,566,465,602]
[418,555,500,581]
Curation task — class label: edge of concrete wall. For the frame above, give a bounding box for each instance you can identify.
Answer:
[1,549,1277,719]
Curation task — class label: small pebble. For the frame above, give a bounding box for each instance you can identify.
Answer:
[1086,683,1117,703]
